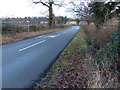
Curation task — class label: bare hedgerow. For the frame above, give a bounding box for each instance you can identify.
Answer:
[83,17,120,88]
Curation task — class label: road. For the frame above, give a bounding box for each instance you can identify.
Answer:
[2,26,80,88]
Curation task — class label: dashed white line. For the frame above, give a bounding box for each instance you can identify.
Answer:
[56,34,61,37]
[36,35,44,38]
[48,35,57,38]
[45,34,61,38]
[19,40,46,52]
[39,35,44,37]
[64,32,67,34]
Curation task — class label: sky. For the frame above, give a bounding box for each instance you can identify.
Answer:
[0,0,117,18]
[0,0,74,18]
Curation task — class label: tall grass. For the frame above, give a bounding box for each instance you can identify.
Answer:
[85,18,117,48]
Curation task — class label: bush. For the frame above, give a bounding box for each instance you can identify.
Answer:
[2,22,15,34]
[83,19,117,52]
[37,25,46,30]
[29,25,37,31]
[93,30,120,71]
[83,19,120,72]
[12,26,25,33]
[2,22,26,34]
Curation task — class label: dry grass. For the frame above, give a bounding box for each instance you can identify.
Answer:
[1,27,70,45]
[86,18,118,47]
[96,18,117,46]
[87,61,120,88]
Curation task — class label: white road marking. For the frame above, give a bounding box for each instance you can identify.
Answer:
[39,35,44,37]
[45,34,61,38]
[56,34,61,37]
[36,35,44,38]
[19,40,46,52]
[48,35,57,38]
[64,32,67,34]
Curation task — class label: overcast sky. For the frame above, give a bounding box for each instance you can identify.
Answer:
[0,0,117,18]
[0,0,74,18]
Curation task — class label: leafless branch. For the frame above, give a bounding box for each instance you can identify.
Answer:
[53,3,62,7]
[40,10,49,17]
[33,1,49,7]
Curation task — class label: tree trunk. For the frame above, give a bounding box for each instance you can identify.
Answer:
[87,21,90,25]
[48,2,53,28]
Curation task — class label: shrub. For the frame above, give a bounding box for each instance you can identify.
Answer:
[29,25,37,31]
[93,30,120,71]
[2,22,15,34]
[84,18,117,51]
[2,22,26,34]
[12,26,25,33]
[83,18,120,72]
[37,25,46,30]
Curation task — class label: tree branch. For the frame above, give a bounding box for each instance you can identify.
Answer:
[33,1,49,8]
[53,2,62,7]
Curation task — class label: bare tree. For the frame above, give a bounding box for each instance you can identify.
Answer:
[33,0,63,28]
[69,0,92,25]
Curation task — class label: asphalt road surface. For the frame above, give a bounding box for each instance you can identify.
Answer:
[2,26,80,88]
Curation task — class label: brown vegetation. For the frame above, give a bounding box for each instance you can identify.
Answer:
[85,18,118,47]
[83,18,120,88]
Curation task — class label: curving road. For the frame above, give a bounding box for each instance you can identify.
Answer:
[2,26,80,88]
